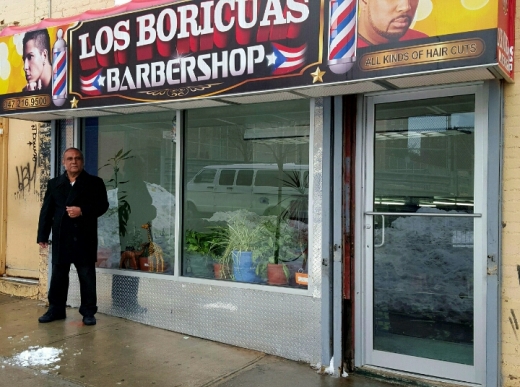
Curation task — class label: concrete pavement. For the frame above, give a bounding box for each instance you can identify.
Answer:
[0,293,399,387]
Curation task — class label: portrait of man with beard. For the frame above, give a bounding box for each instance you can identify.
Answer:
[357,0,428,47]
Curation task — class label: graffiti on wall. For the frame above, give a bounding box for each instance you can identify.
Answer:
[510,308,519,340]
[14,123,39,200]
[38,122,51,203]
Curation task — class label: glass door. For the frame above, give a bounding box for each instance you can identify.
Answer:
[361,87,486,384]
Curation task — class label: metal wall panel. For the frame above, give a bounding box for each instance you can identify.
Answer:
[67,99,325,363]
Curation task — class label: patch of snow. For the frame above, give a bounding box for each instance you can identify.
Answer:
[374,209,473,324]
[203,302,238,312]
[323,358,335,375]
[5,347,63,368]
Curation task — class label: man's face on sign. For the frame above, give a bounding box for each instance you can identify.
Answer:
[362,0,419,43]
[23,39,47,84]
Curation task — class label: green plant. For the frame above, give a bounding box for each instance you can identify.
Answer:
[98,148,134,237]
[280,170,308,222]
[126,226,145,251]
[185,229,219,257]
[208,210,263,267]
[253,219,298,280]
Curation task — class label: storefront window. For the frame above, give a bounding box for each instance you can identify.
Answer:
[183,100,310,288]
[85,112,177,273]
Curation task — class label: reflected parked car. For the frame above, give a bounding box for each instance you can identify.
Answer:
[186,163,308,220]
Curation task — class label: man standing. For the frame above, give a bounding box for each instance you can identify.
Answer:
[37,148,109,326]
[357,0,428,47]
[22,29,52,92]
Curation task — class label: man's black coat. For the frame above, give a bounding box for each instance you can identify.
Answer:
[37,170,109,264]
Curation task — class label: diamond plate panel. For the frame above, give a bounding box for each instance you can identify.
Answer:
[68,271,321,362]
[67,100,325,364]
[311,98,323,299]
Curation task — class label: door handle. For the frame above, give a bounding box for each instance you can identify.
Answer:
[374,214,385,248]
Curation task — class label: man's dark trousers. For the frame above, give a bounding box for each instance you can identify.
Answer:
[48,262,98,317]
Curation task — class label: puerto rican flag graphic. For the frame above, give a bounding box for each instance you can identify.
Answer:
[268,43,307,75]
[80,69,104,96]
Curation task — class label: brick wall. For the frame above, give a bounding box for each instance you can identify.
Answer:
[502,4,520,385]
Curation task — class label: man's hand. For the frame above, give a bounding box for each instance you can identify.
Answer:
[38,242,48,248]
[66,206,82,218]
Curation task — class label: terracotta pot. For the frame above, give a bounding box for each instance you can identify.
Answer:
[120,250,141,270]
[267,263,288,285]
[139,257,150,271]
[213,263,231,279]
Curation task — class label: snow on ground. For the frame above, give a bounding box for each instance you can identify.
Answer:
[3,346,63,371]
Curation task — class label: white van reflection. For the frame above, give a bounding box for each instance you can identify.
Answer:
[186,163,308,221]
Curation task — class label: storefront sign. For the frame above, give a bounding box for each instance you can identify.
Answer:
[0,0,514,115]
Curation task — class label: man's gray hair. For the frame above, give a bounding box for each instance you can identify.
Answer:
[62,147,84,161]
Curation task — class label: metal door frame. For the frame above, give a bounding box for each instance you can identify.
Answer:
[354,83,493,385]
[0,118,8,276]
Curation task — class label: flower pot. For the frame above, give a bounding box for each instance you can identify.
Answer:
[185,253,214,278]
[120,250,141,270]
[267,263,288,285]
[232,251,260,283]
[213,263,231,279]
[139,257,150,271]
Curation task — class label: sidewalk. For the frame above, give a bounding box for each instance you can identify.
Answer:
[0,293,399,387]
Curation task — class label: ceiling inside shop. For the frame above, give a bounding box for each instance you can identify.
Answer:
[4,66,498,122]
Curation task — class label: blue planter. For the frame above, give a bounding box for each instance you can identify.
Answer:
[232,251,260,283]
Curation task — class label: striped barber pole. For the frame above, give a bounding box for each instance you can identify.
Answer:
[52,51,66,96]
[52,29,67,107]
[328,0,357,74]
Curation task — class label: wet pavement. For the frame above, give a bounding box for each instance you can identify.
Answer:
[0,293,400,387]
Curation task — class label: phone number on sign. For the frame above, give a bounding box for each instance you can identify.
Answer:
[3,95,51,111]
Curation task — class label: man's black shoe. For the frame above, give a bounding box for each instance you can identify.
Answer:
[82,316,96,326]
[38,311,66,323]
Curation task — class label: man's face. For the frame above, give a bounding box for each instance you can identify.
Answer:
[23,39,46,83]
[362,0,419,43]
[62,150,84,175]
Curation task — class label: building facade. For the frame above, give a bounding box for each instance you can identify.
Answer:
[0,0,518,385]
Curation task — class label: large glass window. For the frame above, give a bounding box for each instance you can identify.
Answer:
[86,112,177,274]
[183,100,310,288]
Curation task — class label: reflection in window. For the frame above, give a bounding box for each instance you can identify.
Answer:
[374,95,475,214]
[194,169,216,183]
[236,170,254,186]
[183,100,310,288]
[86,112,177,274]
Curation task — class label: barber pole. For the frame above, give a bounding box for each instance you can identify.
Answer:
[52,29,67,107]
[328,0,357,74]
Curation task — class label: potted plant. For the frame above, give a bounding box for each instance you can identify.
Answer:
[184,229,217,278]
[209,210,263,283]
[208,227,232,279]
[119,226,146,270]
[253,218,299,285]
